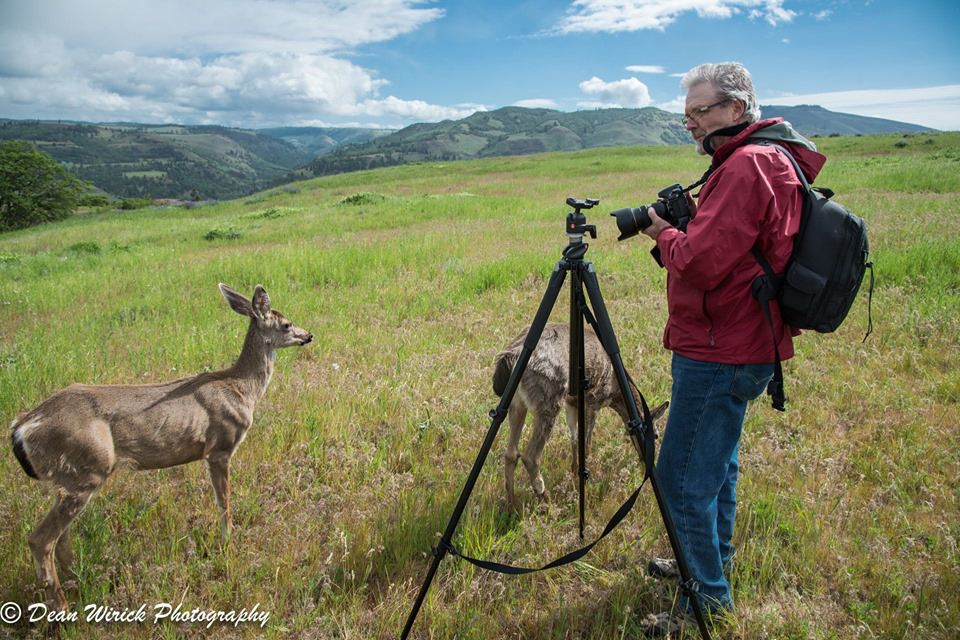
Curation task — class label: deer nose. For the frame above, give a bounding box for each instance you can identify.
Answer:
[302,334,313,345]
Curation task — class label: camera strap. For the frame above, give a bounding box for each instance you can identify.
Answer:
[436,477,648,576]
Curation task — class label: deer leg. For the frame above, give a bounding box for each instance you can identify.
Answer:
[29,489,94,611]
[54,525,77,582]
[503,404,527,512]
[522,408,558,501]
[206,452,232,548]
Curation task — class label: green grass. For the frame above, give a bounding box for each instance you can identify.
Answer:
[1,133,958,639]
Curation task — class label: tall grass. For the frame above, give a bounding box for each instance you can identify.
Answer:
[1,132,958,639]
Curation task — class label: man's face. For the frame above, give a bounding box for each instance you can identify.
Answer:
[684,82,741,155]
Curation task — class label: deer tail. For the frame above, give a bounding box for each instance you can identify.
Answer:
[11,424,38,479]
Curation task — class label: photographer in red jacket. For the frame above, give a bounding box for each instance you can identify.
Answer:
[637,62,825,635]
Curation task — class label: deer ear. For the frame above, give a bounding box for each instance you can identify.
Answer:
[219,283,253,317]
[650,401,669,421]
[251,285,271,319]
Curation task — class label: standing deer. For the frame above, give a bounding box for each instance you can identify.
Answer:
[493,323,667,511]
[10,284,311,610]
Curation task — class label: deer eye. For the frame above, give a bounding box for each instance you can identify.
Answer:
[282,322,291,330]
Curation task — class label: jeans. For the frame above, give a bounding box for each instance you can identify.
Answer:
[656,354,773,614]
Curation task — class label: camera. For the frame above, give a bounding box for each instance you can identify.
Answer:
[610,184,693,241]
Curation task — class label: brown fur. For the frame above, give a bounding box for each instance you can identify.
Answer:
[493,323,667,511]
[10,284,311,610]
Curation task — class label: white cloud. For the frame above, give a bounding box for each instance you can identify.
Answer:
[625,65,666,74]
[658,96,687,114]
[763,85,960,131]
[514,99,562,109]
[0,1,460,127]
[555,0,797,33]
[578,77,652,108]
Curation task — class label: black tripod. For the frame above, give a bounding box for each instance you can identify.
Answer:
[401,198,711,639]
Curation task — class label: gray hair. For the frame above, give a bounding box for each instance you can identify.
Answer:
[682,62,761,123]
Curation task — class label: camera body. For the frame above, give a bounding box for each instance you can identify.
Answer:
[610,183,693,241]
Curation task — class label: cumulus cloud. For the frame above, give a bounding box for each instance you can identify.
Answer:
[578,77,652,108]
[0,0,473,127]
[555,0,797,33]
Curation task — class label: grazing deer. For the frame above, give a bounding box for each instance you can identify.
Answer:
[493,323,667,511]
[10,284,311,610]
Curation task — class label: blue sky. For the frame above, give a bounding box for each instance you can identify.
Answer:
[1,0,957,130]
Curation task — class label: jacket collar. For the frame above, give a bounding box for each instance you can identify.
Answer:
[709,117,827,183]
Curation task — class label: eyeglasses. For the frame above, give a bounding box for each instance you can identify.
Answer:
[681,99,730,125]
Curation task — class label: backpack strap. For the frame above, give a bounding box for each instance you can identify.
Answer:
[749,247,787,411]
[746,139,807,412]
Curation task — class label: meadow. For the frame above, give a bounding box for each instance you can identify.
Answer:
[1,132,958,639]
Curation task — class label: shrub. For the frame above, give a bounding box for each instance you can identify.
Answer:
[204,226,242,241]
[337,192,387,206]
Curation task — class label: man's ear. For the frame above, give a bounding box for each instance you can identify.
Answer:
[732,98,746,122]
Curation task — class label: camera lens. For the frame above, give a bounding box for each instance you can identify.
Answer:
[610,206,652,241]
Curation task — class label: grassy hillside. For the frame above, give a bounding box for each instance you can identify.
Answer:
[1,133,957,639]
[0,121,312,200]
[297,105,936,179]
[297,107,691,178]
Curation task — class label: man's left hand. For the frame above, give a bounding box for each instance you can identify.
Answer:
[641,207,672,240]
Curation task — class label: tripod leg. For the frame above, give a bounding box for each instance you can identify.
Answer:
[401,263,569,640]
[570,269,588,540]
[579,264,712,640]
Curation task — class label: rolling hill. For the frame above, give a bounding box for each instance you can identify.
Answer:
[1,105,934,199]
[295,104,935,179]
[0,120,314,200]
[294,106,692,178]
[759,104,934,136]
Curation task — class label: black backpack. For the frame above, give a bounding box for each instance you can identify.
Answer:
[749,141,873,411]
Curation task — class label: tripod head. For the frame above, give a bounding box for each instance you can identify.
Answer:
[565,197,599,244]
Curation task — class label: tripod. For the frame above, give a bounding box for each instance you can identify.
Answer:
[401,198,711,639]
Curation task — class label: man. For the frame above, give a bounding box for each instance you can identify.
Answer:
[637,62,825,635]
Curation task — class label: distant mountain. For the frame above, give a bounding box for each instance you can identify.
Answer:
[0,120,315,200]
[759,104,934,137]
[294,104,934,179]
[294,106,691,178]
[257,126,392,157]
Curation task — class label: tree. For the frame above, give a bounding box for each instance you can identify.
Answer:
[0,140,90,231]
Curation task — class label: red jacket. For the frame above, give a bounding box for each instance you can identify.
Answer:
[655,118,826,364]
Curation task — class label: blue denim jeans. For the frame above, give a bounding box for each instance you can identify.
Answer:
[656,354,773,614]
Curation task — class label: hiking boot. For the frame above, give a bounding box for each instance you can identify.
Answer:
[639,610,694,637]
[647,556,679,580]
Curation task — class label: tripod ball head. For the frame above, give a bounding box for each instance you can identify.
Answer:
[566,197,599,241]
[566,197,599,213]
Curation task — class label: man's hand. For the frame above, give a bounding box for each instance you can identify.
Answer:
[641,207,672,240]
